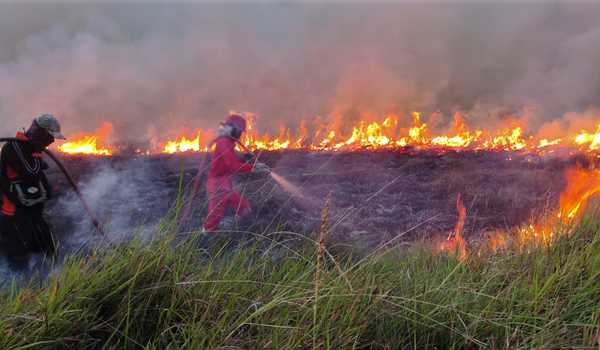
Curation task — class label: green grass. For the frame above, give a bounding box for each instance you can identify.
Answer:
[1,212,600,349]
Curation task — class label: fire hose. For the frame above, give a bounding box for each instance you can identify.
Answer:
[0,137,105,236]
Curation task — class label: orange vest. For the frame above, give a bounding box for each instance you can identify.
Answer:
[1,165,17,216]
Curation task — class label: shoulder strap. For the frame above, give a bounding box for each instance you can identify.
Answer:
[9,141,41,175]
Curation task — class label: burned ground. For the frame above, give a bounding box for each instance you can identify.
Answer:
[43,149,582,252]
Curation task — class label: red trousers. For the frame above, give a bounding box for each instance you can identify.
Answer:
[203,176,251,231]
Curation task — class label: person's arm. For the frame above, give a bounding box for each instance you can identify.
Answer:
[218,140,253,174]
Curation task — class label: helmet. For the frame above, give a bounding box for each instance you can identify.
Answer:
[226,114,246,133]
[35,114,65,139]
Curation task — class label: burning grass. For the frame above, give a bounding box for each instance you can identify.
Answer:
[1,207,600,348]
[52,111,600,156]
[57,122,114,156]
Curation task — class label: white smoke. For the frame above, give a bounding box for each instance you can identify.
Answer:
[0,3,599,139]
[53,159,172,249]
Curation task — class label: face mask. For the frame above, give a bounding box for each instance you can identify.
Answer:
[218,123,234,137]
[25,121,54,151]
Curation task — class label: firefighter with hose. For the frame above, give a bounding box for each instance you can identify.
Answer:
[186,114,270,233]
[0,114,64,271]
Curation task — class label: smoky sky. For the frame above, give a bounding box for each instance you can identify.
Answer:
[0,2,599,142]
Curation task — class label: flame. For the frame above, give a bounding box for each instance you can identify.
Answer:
[538,138,562,148]
[438,193,468,260]
[485,165,600,253]
[575,125,600,150]
[163,135,203,154]
[59,137,112,156]
[58,122,113,156]
[159,129,215,154]
[487,230,509,252]
[558,167,600,220]
[158,111,567,154]
[484,127,527,151]
[57,113,600,156]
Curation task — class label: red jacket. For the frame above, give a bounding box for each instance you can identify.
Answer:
[208,136,253,180]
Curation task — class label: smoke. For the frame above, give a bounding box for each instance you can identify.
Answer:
[0,3,599,140]
[51,158,172,249]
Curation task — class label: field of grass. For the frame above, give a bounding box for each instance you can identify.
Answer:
[1,208,600,349]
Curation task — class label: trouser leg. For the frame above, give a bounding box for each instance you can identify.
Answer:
[0,211,56,266]
[0,214,30,271]
[203,192,228,232]
[226,191,251,217]
[27,212,56,258]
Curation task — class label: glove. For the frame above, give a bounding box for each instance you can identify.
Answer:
[252,162,271,174]
[243,152,256,162]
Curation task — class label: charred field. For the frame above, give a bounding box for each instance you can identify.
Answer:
[48,148,582,251]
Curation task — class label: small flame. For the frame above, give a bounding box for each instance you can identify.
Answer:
[163,135,202,154]
[485,165,600,253]
[558,167,600,220]
[160,129,214,154]
[538,138,562,148]
[438,193,467,260]
[575,125,600,150]
[58,122,113,156]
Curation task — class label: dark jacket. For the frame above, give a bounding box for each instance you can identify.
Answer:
[0,132,51,216]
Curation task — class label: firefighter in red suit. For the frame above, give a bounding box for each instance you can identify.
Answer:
[202,114,270,232]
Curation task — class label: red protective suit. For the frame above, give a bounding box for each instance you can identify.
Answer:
[203,136,253,231]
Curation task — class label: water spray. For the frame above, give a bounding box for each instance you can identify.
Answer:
[269,172,308,199]
[0,137,105,236]
[232,139,312,201]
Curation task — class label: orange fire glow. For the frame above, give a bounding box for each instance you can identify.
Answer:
[58,122,113,156]
[558,167,600,220]
[163,135,204,154]
[438,193,468,260]
[156,112,600,155]
[54,111,600,156]
[485,166,600,254]
[574,125,600,150]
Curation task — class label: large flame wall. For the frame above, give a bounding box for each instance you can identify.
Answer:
[54,112,600,156]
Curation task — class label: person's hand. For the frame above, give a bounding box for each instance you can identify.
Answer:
[252,162,271,174]
[243,152,255,162]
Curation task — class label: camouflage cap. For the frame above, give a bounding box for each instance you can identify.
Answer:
[35,114,65,139]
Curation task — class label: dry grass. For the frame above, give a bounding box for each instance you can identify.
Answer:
[1,207,600,348]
